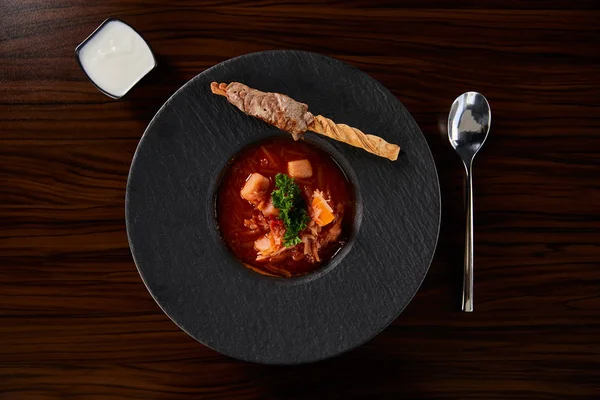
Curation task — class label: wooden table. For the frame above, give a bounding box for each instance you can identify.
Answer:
[2,1,599,398]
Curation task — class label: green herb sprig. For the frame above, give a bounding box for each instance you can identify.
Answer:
[271,173,309,247]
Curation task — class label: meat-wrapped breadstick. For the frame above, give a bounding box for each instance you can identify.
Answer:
[210,82,400,161]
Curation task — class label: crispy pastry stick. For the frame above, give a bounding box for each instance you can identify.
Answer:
[210,82,400,161]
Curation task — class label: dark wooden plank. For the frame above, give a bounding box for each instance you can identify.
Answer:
[1,0,599,399]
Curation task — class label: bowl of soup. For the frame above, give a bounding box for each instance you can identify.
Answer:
[217,137,355,278]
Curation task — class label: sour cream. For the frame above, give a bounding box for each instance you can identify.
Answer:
[76,19,156,98]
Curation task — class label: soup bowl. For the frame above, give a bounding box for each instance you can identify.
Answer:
[214,135,362,279]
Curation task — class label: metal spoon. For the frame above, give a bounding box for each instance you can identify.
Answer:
[448,92,491,312]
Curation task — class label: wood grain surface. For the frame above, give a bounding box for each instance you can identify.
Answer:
[1,1,600,399]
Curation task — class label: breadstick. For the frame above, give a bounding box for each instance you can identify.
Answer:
[309,115,399,161]
[210,82,228,96]
[210,82,400,160]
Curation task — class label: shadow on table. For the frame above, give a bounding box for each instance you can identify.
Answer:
[124,54,190,128]
[245,330,425,399]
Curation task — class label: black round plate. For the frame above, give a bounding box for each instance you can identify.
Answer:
[126,50,440,364]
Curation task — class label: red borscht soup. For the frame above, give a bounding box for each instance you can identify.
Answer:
[217,137,354,277]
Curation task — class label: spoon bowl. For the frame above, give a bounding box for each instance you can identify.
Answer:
[449,92,491,164]
[448,92,491,312]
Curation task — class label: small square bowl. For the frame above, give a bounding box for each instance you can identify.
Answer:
[75,18,157,99]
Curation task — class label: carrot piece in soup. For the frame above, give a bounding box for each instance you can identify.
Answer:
[312,190,335,226]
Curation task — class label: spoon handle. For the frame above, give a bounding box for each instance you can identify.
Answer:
[463,164,474,312]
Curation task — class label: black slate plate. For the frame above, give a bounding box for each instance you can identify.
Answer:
[126,50,440,364]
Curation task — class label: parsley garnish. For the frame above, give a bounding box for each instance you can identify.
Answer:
[271,173,310,247]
